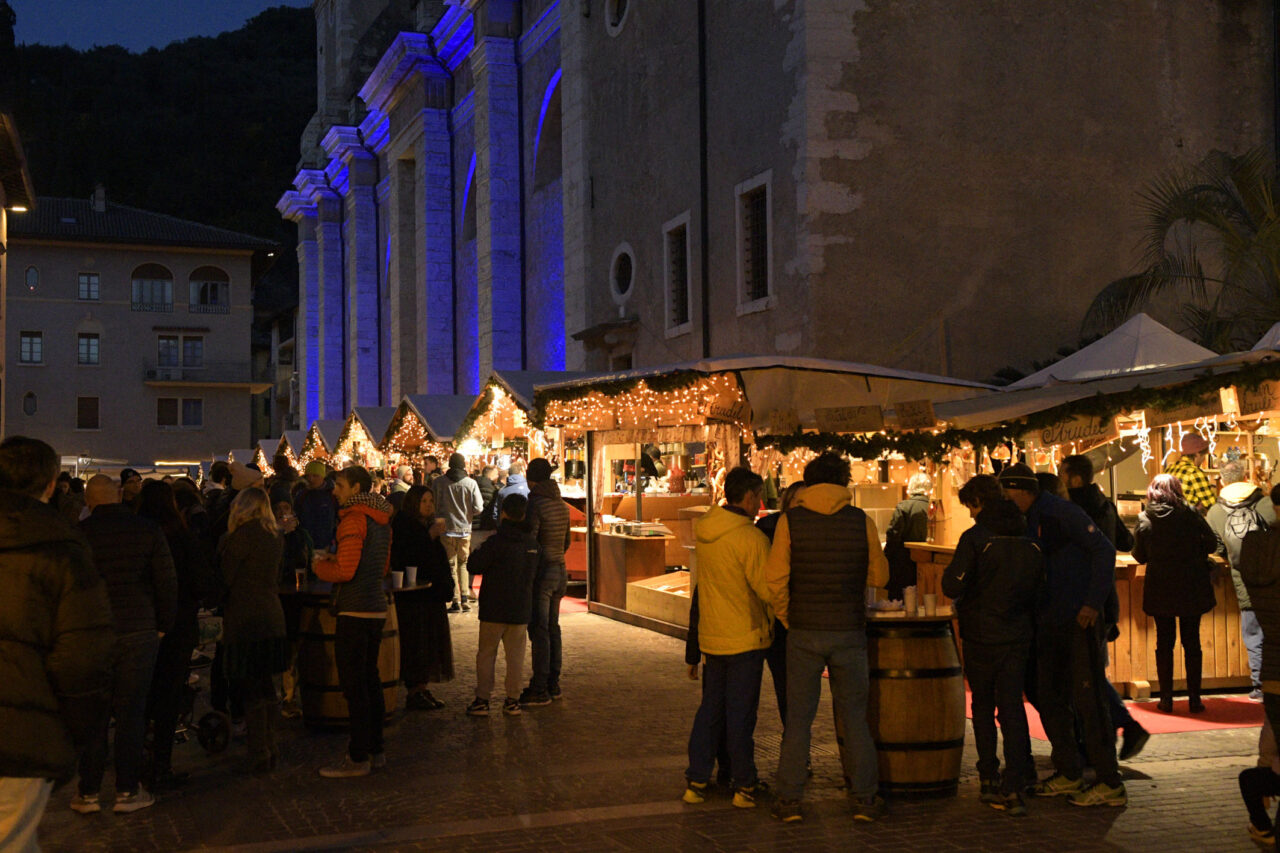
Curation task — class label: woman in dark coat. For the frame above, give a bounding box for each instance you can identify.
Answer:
[138,480,212,791]
[391,485,455,710]
[219,488,288,773]
[1133,473,1219,713]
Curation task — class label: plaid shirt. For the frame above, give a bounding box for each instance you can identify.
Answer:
[1165,456,1217,511]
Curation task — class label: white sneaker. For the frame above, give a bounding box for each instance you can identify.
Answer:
[70,793,100,814]
[319,756,371,778]
[113,789,155,813]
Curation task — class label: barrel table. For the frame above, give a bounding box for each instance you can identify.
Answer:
[853,611,965,796]
[295,589,401,727]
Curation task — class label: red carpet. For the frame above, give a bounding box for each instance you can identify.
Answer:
[965,691,1264,740]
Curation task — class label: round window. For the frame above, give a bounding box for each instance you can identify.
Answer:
[605,0,630,36]
[610,243,635,306]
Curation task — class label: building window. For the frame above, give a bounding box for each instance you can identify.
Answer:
[189,266,230,313]
[664,213,691,333]
[18,331,42,364]
[78,273,100,301]
[158,334,203,370]
[21,393,35,416]
[736,172,773,310]
[158,397,203,428]
[24,266,37,292]
[158,335,180,367]
[131,263,173,312]
[77,333,100,365]
[183,336,204,367]
[77,397,99,430]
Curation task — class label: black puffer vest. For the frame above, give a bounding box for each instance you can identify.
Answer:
[786,504,869,632]
[335,516,391,614]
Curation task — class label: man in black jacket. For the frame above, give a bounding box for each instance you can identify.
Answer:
[520,458,572,706]
[943,475,1043,816]
[75,474,177,814]
[0,437,114,848]
[466,494,540,716]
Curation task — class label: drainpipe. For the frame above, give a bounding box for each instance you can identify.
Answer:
[698,0,711,358]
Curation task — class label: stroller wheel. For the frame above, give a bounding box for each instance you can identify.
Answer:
[196,712,230,754]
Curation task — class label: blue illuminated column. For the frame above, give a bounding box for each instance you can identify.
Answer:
[324,126,381,408]
[470,12,523,378]
[298,170,346,419]
[276,189,321,425]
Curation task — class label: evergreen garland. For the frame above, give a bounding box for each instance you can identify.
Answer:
[452,385,495,442]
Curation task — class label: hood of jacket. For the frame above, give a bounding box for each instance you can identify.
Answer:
[1068,484,1109,516]
[339,491,392,525]
[446,467,469,483]
[530,478,561,499]
[793,483,851,516]
[976,498,1026,536]
[503,473,527,491]
[1220,481,1265,507]
[0,489,81,552]
[1145,500,1179,520]
[696,504,754,544]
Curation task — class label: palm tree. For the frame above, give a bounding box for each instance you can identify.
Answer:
[1084,147,1280,352]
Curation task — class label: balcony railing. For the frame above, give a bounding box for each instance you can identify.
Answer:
[144,361,256,384]
[131,301,173,313]
[188,302,231,314]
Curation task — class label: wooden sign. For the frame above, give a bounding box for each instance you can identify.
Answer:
[1143,397,1223,429]
[815,405,884,434]
[1239,380,1280,416]
[766,407,801,435]
[893,399,938,431]
[706,398,752,426]
[1031,415,1118,450]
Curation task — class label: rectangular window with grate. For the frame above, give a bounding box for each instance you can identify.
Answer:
[77,396,99,430]
[19,331,42,364]
[157,397,178,427]
[665,219,690,330]
[78,273,99,301]
[741,185,769,302]
[77,333,99,365]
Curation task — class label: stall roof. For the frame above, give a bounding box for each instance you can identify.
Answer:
[313,420,345,453]
[1007,314,1216,389]
[282,430,308,454]
[405,394,476,441]
[229,449,256,465]
[490,370,596,410]
[352,407,398,445]
[258,439,278,458]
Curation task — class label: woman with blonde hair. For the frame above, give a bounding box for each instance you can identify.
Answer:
[219,487,288,773]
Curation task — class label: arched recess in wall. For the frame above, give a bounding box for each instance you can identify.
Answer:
[532,70,562,192]
[461,153,478,242]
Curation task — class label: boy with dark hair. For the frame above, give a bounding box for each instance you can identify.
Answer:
[465,493,540,717]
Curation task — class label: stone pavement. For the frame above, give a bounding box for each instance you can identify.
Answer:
[38,608,1266,852]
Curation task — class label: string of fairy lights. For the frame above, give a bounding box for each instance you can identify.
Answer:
[541,375,746,431]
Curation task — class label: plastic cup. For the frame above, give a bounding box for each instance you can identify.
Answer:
[923,593,937,616]
[903,587,917,613]
[404,566,418,587]
[391,571,404,589]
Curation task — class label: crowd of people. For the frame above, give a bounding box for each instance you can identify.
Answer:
[0,436,575,849]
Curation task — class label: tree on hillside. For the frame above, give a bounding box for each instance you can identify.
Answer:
[1083,147,1280,352]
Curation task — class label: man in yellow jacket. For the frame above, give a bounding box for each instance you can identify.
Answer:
[765,452,889,824]
[683,467,774,810]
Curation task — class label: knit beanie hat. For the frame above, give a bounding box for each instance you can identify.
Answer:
[304,460,328,478]
[996,462,1039,494]
[448,452,466,471]
[230,461,264,491]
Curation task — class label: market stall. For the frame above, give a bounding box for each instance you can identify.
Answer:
[331,407,397,471]
[378,394,474,474]
[276,430,308,472]
[298,419,345,466]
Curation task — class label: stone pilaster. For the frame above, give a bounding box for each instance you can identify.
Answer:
[419,108,456,394]
[277,189,320,426]
[298,169,346,420]
[558,0,588,369]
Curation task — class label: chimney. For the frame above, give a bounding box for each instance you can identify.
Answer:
[91,184,106,213]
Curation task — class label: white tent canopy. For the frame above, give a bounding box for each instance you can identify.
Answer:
[1007,314,1216,389]
[1253,321,1280,351]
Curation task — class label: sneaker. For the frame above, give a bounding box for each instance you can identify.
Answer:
[1251,689,1266,702]
[370,752,386,769]
[549,684,562,700]
[682,780,708,805]
[979,777,1001,804]
[1249,822,1276,847]
[406,691,445,711]
[732,781,768,809]
[466,698,490,717]
[448,602,461,613]
[319,756,372,778]
[519,688,552,707]
[851,793,887,822]
[112,789,155,813]
[460,603,472,613]
[772,798,803,822]
[70,793,100,814]
[502,698,522,716]
[1033,772,1085,797]
[1119,724,1150,761]
[1068,781,1127,808]
[989,791,1028,816]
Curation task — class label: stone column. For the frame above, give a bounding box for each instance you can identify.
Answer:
[299,169,347,420]
[470,23,523,381]
[419,107,455,394]
[559,0,589,369]
[277,189,321,426]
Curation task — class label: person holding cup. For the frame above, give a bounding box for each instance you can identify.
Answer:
[391,485,455,711]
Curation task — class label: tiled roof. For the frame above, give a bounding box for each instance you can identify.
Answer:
[9,197,276,251]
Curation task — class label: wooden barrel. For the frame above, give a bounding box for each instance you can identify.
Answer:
[297,596,400,727]
[864,618,965,796]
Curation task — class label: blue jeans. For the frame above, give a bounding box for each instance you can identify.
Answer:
[1244,608,1264,689]
[776,628,877,800]
[685,648,765,789]
[528,563,566,694]
[79,630,158,796]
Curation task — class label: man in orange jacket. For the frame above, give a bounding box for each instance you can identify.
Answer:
[313,466,393,778]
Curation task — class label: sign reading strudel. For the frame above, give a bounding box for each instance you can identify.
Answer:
[1032,415,1119,450]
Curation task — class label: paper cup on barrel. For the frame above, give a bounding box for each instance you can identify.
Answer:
[391,571,404,589]
[923,593,937,616]
[903,587,917,613]
[404,566,418,587]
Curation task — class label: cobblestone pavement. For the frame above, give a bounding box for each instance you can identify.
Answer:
[38,608,1266,852]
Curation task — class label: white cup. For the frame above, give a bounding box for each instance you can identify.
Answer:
[391,571,404,589]
[917,606,927,617]
[404,566,418,587]
[923,593,937,616]
[903,587,917,614]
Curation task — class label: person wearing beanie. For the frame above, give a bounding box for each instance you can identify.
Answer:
[519,457,571,706]
[999,462,1123,807]
[295,461,339,552]
[1165,433,1216,514]
[229,462,264,492]
[432,452,484,612]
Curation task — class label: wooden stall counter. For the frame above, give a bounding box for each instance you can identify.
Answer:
[907,543,1251,699]
[603,493,710,567]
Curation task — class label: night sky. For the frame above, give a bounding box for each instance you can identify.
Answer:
[12,0,313,52]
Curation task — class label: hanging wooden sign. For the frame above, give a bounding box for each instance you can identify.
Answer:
[893,399,938,431]
[1030,414,1118,450]
[1239,380,1280,416]
[766,407,801,436]
[815,405,884,434]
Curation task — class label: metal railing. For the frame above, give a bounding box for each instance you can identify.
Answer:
[143,361,256,384]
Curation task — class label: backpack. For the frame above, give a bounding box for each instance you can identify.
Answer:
[1224,496,1269,561]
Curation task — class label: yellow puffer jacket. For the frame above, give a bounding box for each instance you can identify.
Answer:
[693,505,773,655]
